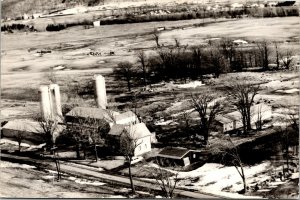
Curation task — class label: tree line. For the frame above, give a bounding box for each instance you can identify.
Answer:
[114,38,296,92]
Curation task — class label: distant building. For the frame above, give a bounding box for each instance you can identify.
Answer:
[107,123,152,157]
[2,120,65,144]
[216,104,272,133]
[231,3,244,10]
[265,1,277,7]
[233,39,248,46]
[113,110,139,125]
[93,20,101,27]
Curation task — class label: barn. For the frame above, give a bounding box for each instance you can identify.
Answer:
[65,107,117,127]
[2,120,65,144]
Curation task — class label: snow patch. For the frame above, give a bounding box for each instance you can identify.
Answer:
[0,161,36,169]
[176,81,205,89]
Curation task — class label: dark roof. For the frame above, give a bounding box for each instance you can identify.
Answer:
[66,107,114,123]
[157,147,190,160]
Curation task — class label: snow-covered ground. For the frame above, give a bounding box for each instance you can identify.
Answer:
[143,160,299,198]
[0,160,36,169]
[176,81,205,89]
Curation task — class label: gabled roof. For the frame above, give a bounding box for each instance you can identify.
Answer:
[114,111,137,122]
[157,147,190,160]
[215,115,233,124]
[66,107,114,122]
[108,123,151,139]
[2,120,65,134]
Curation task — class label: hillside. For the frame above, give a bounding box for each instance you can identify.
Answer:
[1,0,104,18]
[1,0,264,19]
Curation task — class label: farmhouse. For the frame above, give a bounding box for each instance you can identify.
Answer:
[113,110,139,125]
[2,120,65,144]
[107,123,152,157]
[216,103,272,133]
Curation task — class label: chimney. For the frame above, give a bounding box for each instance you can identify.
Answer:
[94,75,107,109]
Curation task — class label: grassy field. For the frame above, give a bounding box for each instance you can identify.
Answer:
[1,16,299,119]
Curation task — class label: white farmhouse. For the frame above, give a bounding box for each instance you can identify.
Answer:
[107,123,152,157]
[113,110,139,125]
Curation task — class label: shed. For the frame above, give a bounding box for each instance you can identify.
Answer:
[114,110,139,125]
[107,123,152,157]
[2,120,65,144]
[157,147,191,167]
[93,20,100,27]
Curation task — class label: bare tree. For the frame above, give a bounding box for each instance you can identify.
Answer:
[281,50,294,70]
[174,38,180,48]
[35,115,59,149]
[226,81,260,134]
[153,30,160,48]
[34,115,62,181]
[191,93,222,145]
[86,118,110,162]
[255,105,263,130]
[114,61,135,92]
[120,125,142,194]
[274,42,281,70]
[16,130,24,152]
[137,51,148,87]
[213,138,247,193]
[151,164,179,198]
[257,41,270,70]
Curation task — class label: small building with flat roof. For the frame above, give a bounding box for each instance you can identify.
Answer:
[157,147,192,167]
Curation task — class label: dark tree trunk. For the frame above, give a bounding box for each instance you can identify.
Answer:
[94,144,98,162]
[76,143,80,159]
[128,156,135,194]
[127,79,131,92]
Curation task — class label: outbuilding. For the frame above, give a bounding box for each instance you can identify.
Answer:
[2,120,65,144]
[157,147,192,167]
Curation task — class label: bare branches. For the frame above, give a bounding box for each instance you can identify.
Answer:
[149,163,179,198]
[153,30,160,48]
[226,81,260,134]
[190,92,222,145]
[114,61,135,91]
[214,137,247,193]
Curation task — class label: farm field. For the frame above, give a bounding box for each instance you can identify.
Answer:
[1,2,299,198]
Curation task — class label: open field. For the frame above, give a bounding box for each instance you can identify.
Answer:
[1,17,299,118]
[0,161,125,198]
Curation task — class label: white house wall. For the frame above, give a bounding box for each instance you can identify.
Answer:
[134,136,151,156]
